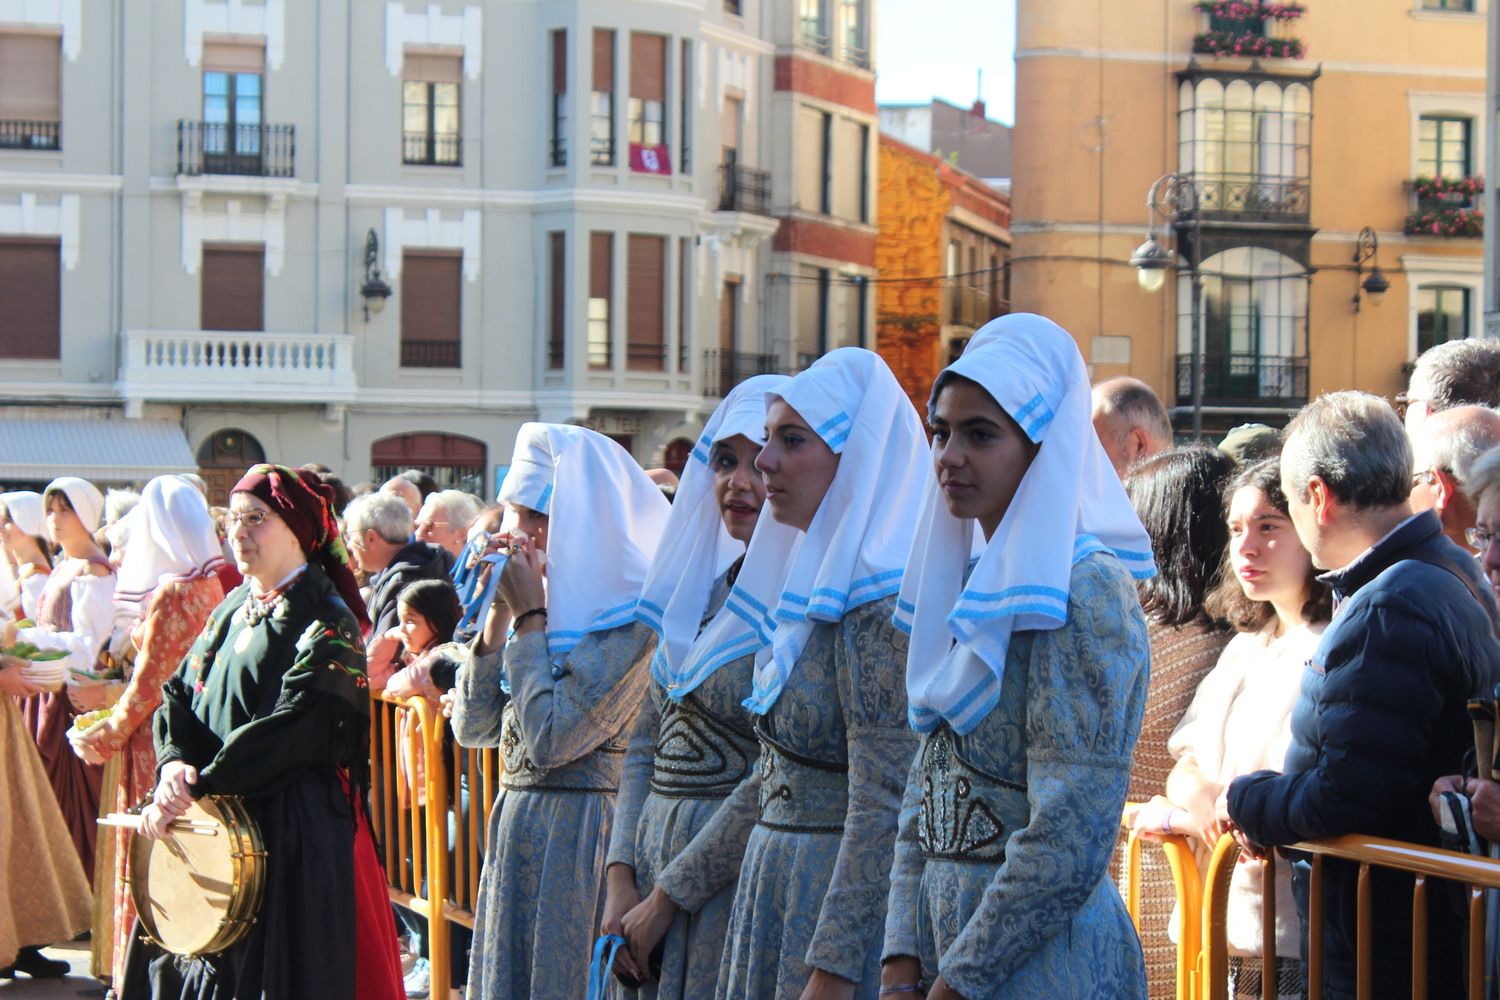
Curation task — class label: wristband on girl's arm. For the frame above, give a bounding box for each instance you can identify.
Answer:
[512,607,548,630]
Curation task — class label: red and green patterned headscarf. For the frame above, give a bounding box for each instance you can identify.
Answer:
[232,464,370,632]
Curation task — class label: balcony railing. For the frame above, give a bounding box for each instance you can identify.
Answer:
[843,42,871,69]
[177,120,295,178]
[1189,174,1310,221]
[120,329,356,407]
[627,342,667,372]
[948,285,999,329]
[403,131,461,167]
[1176,352,1308,408]
[400,339,461,369]
[800,26,832,55]
[0,119,60,151]
[703,349,780,396]
[718,163,772,215]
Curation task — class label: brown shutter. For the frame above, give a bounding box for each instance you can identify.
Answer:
[723,95,743,153]
[404,51,462,83]
[202,40,266,72]
[720,278,739,353]
[401,250,462,368]
[592,30,614,94]
[627,234,665,371]
[552,31,567,94]
[200,244,264,331]
[0,33,61,120]
[678,237,689,370]
[630,34,666,102]
[548,232,565,369]
[0,238,60,359]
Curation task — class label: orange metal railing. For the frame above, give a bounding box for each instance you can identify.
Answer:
[1121,807,1205,1000]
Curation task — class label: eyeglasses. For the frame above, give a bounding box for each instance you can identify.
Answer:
[1466,526,1500,551]
[1411,469,1438,487]
[224,510,272,529]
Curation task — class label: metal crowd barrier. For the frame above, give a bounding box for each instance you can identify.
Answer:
[371,690,502,998]
[1121,807,1500,1000]
[1121,809,1204,1000]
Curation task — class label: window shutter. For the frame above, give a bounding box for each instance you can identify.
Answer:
[0,238,60,359]
[627,234,665,371]
[592,30,614,94]
[202,40,266,73]
[552,31,567,94]
[201,244,265,332]
[401,250,462,367]
[0,33,61,120]
[404,51,462,84]
[548,232,566,369]
[630,33,666,102]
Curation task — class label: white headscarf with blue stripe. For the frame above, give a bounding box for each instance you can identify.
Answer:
[635,374,790,699]
[498,423,670,660]
[731,348,929,715]
[896,314,1156,734]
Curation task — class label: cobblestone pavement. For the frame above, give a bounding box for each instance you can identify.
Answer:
[0,941,104,998]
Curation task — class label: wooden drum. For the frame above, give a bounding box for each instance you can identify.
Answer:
[129,795,267,957]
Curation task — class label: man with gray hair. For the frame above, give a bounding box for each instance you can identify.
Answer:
[1091,376,1174,478]
[1223,391,1500,1000]
[415,489,482,558]
[1409,405,1500,551]
[344,492,453,659]
[1404,338,1500,434]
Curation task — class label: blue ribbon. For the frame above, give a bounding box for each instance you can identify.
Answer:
[456,553,507,633]
[586,933,628,1000]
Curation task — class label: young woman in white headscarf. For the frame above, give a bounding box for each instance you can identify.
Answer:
[597,374,789,998]
[451,424,670,1000]
[711,348,927,1000]
[66,475,227,990]
[0,491,52,619]
[4,477,115,879]
[879,315,1155,999]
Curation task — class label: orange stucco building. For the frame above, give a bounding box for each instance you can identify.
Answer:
[876,133,1012,411]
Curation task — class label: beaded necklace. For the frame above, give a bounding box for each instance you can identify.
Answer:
[241,564,307,627]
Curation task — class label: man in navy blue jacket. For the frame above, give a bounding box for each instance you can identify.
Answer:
[1225,390,1500,1000]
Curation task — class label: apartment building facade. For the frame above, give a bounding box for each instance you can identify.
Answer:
[0,0,868,498]
[1012,0,1486,435]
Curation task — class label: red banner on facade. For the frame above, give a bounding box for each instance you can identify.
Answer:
[629,143,672,175]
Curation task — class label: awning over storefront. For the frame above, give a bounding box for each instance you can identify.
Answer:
[0,416,196,484]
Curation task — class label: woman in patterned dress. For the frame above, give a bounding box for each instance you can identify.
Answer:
[600,374,789,998]
[881,314,1156,999]
[451,424,669,1000]
[68,476,226,990]
[713,348,929,1000]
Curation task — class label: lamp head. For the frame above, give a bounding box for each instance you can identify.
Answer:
[1131,234,1171,293]
[1362,266,1389,306]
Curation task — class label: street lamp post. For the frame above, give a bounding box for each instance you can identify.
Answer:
[1130,172,1205,441]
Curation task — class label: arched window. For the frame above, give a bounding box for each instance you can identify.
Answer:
[371,432,487,496]
[1177,247,1308,406]
[1178,76,1311,218]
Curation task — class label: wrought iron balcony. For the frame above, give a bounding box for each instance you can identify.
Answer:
[1188,174,1310,222]
[947,285,999,329]
[400,338,461,369]
[703,349,780,396]
[718,163,772,215]
[1176,352,1308,408]
[0,119,60,151]
[403,131,461,167]
[177,121,295,178]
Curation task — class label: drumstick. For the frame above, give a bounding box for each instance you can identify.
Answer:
[99,813,219,836]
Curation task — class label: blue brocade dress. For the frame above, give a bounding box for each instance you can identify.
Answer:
[882,552,1151,1000]
[715,596,916,1000]
[606,573,761,999]
[452,622,656,1000]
